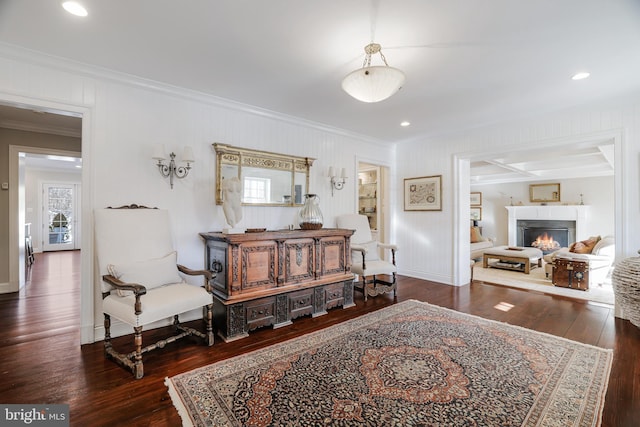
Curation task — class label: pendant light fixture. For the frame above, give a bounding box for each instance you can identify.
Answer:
[342,42,405,103]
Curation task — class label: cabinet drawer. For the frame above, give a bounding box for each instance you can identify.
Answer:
[245,297,276,330]
[289,289,314,319]
[324,282,344,310]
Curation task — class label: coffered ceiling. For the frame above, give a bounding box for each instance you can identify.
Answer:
[470,140,614,185]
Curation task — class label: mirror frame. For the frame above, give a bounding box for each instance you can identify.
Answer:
[529,183,561,203]
[213,143,315,206]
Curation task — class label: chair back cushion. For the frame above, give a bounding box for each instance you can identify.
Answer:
[94,208,177,293]
[336,214,372,244]
[107,251,183,296]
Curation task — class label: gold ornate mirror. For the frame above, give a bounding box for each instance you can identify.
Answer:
[529,183,561,203]
[213,143,315,206]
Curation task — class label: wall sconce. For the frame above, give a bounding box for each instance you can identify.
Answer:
[328,166,347,196]
[152,144,194,189]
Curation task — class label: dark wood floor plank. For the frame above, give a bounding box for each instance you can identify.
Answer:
[0,252,638,426]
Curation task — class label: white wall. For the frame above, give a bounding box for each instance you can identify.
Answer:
[0,45,395,343]
[471,176,615,246]
[395,96,639,291]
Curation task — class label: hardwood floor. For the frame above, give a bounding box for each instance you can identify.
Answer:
[1,251,638,426]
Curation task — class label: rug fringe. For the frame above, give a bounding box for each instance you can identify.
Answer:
[165,377,195,427]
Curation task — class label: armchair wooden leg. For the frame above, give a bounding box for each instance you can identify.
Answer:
[103,314,113,358]
[133,326,144,380]
[393,272,397,298]
[204,304,214,346]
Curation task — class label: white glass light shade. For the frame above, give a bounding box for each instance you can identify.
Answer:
[342,66,405,103]
[152,144,166,160]
[182,146,195,163]
[62,1,88,17]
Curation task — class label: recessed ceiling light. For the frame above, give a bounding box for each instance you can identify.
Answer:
[400,121,411,127]
[62,1,88,17]
[571,72,590,81]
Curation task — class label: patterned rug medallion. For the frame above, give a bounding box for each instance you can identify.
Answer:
[166,300,612,426]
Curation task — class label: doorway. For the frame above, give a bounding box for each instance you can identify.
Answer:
[357,162,390,253]
[3,107,82,277]
[454,129,623,293]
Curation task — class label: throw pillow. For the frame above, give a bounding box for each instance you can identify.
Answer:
[107,251,183,296]
[362,240,380,261]
[470,227,484,243]
[569,236,601,254]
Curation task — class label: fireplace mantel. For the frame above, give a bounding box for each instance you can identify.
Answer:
[506,205,589,246]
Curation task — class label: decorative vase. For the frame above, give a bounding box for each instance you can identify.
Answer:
[298,194,323,230]
[612,250,640,328]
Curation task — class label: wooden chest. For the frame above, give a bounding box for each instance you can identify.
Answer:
[200,228,355,341]
[552,258,589,291]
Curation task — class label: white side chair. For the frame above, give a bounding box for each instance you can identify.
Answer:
[336,214,398,301]
[94,205,214,379]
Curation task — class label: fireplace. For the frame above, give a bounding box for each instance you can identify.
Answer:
[507,206,587,249]
[517,220,575,254]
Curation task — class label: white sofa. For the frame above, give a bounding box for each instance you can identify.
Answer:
[470,225,494,260]
[544,235,615,286]
[471,239,494,260]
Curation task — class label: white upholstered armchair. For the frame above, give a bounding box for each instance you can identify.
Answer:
[336,214,398,301]
[94,205,214,379]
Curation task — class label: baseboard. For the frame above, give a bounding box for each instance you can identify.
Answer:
[0,282,15,294]
[398,269,454,286]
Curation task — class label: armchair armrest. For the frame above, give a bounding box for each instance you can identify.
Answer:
[351,244,367,254]
[350,244,367,270]
[102,274,147,296]
[102,274,147,315]
[377,243,398,265]
[178,264,214,292]
[378,243,398,251]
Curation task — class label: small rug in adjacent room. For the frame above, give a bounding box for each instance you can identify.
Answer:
[166,300,613,427]
[473,263,615,305]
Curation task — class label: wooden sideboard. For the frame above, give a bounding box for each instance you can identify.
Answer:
[200,228,355,341]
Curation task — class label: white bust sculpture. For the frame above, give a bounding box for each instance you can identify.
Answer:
[222,177,243,228]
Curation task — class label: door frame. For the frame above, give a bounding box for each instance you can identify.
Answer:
[3,92,94,345]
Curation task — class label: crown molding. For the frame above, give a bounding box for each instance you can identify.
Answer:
[0,42,387,146]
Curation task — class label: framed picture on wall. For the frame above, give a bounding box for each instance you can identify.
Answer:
[470,192,482,206]
[404,175,442,211]
[470,207,482,221]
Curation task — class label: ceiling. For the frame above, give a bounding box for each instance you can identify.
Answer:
[470,139,614,185]
[0,0,636,180]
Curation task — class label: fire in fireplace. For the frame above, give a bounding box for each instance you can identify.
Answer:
[518,220,575,254]
[531,232,561,252]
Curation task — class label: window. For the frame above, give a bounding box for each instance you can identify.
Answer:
[242,177,270,204]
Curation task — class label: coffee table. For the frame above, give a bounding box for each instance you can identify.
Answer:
[482,246,543,274]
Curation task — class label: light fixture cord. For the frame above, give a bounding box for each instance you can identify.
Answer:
[370,0,380,43]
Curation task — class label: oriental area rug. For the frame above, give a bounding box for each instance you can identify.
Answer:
[165,300,613,427]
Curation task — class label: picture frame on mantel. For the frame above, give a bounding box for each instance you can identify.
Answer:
[404,175,442,211]
[470,192,482,206]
